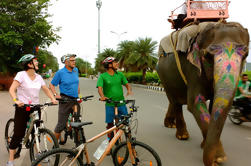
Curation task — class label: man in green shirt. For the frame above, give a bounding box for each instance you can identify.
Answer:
[234,73,251,121]
[97,57,132,139]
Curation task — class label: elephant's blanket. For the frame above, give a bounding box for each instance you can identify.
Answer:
[159,22,217,56]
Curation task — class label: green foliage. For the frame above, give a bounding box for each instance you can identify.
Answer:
[0,0,60,75]
[37,49,59,73]
[124,72,160,84]
[80,73,87,77]
[75,58,92,75]
[124,72,142,83]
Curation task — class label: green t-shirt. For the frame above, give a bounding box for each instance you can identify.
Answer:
[235,80,251,99]
[97,72,128,106]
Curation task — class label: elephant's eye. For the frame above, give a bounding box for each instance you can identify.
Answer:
[235,45,248,57]
[208,45,223,55]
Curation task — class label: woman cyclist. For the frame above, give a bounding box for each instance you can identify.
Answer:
[7,54,57,166]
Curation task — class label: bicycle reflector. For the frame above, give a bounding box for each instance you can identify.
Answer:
[26,106,31,111]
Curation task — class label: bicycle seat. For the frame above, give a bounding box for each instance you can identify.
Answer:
[70,122,93,128]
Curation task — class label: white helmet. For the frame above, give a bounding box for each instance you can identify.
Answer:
[61,54,77,63]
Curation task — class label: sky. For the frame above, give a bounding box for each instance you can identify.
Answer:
[47,0,251,68]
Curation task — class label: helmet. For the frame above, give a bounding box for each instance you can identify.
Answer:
[61,54,77,63]
[18,54,36,65]
[102,57,116,68]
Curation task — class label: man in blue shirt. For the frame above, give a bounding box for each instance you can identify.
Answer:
[49,54,80,141]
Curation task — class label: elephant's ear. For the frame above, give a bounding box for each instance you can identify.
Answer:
[187,42,202,74]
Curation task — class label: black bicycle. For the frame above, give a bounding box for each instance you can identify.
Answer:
[56,95,94,146]
[5,102,59,162]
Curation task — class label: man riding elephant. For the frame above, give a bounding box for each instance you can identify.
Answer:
[157,22,249,166]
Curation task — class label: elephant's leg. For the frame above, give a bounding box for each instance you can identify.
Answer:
[187,93,210,147]
[175,105,189,140]
[214,141,227,163]
[164,103,176,128]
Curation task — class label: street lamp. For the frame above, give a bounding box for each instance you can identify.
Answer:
[110,31,127,46]
[96,0,102,54]
[110,31,127,40]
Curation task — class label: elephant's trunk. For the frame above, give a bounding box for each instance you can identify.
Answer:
[203,43,243,165]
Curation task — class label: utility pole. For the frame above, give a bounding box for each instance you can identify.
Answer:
[96,0,102,54]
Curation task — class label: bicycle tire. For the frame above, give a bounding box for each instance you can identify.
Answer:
[31,148,84,166]
[29,128,59,162]
[112,141,162,166]
[4,118,22,158]
[228,108,243,125]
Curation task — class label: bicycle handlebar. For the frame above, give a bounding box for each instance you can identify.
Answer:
[104,99,135,107]
[56,95,94,102]
[13,102,57,107]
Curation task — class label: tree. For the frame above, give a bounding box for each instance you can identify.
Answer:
[126,37,158,84]
[95,48,117,73]
[75,57,92,75]
[0,0,60,75]
[36,50,59,73]
[116,40,134,71]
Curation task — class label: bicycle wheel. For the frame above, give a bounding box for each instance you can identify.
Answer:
[112,141,162,166]
[31,148,83,166]
[4,118,22,158]
[30,128,59,162]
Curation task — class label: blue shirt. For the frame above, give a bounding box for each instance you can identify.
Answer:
[51,67,79,98]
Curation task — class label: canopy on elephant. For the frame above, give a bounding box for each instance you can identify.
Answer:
[159,22,218,56]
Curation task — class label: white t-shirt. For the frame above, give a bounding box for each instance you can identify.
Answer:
[15,71,45,104]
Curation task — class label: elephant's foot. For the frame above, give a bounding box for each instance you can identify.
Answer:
[215,144,227,164]
[164,117,176,128]
[215,156,227,163]
[176,129,189,140]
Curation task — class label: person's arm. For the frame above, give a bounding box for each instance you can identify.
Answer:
[49,83,61,99]
[9,80,24,107]
[78,84,80,94]
[41,85,58,104]
[98,86,107,101]
[125,83,132,96]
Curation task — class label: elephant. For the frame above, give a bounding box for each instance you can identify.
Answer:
[156,22,249,166]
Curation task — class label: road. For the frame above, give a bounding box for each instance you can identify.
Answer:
[1,78,251,166]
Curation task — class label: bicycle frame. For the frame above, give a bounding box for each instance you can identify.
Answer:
[23,105,49,153]
[70,124,133,166]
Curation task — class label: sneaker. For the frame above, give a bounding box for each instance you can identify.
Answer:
[6,161,14,166]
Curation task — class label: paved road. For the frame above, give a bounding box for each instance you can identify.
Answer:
[1,78,251,166]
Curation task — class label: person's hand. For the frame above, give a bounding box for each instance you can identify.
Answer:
[15,100,24,107]
[126,90,133,96]
[51,99,58,105]
[55,95,61,99]
[99,96,108,101]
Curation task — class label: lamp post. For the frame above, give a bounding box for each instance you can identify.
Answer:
[96,0,102,54]
[110,31,127,42]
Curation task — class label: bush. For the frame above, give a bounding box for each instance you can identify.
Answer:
[124,72,160,84]
[124,72,142,83]
[80,74,87,77]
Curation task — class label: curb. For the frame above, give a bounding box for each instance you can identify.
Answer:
[130,83,165,92]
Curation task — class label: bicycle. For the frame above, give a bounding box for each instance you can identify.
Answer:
[56,95,94,146]
[31,99,162,166]
[4,102,59,162]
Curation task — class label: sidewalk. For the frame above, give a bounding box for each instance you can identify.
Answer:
[130,83,165,92]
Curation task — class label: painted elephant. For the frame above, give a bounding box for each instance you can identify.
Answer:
[157,22,249,166]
